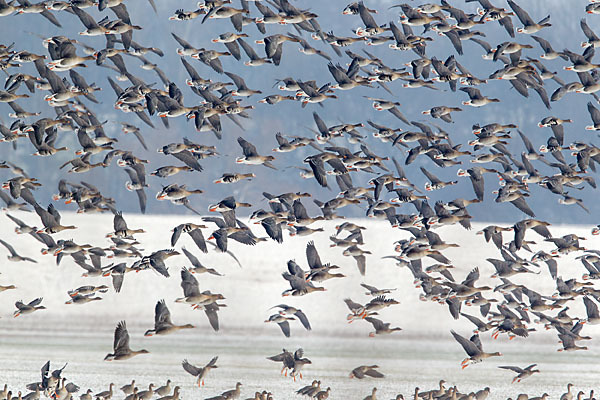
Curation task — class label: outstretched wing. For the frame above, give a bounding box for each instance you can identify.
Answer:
[364,368,384,378]
[306,241,323,270]
[204,303,220,331]
[498,365,524,373]
[278,320,291,337]
[450,330,480,357]
[294,309,311,331]
[182,359,201,376]
[155,299,172,326]
[114,321,130,353]
[205,356,218,368]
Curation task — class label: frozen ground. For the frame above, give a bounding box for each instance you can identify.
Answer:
[0,213,599,399]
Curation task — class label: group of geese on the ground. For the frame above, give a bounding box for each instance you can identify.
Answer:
[5,369,598,400]
[351,381,597,400]
[2,0,600,397]
[0,360,241,400]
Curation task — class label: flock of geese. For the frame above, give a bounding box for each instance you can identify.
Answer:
[2,0,600,398]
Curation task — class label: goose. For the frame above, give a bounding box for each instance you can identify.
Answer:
[104,321,149,361]
[451,330,502,368]
[144,299,194,336]
[182,357,218,387]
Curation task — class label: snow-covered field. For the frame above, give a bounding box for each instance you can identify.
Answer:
[0,213,599,399]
